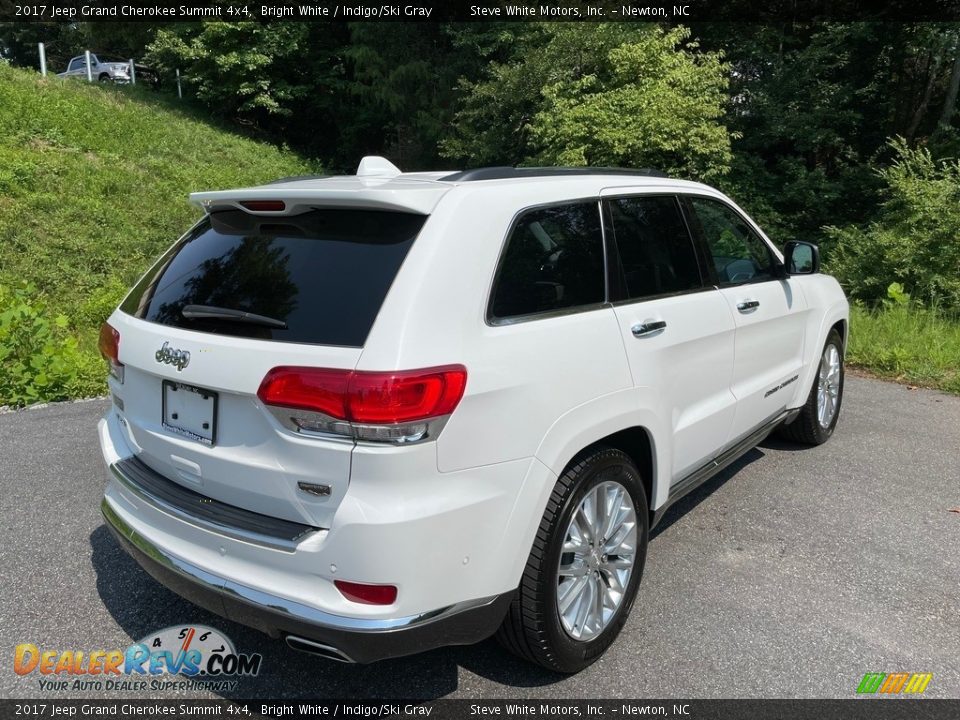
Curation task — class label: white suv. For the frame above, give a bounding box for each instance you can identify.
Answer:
[98,157,848,672]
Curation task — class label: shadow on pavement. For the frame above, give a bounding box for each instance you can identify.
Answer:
[89,525,563,699]
[651,447,765,539]
[758,436,811,453]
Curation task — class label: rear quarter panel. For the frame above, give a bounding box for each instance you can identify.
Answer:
[357,183,635,474]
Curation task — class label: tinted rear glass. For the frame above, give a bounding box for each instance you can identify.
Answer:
[120,208,425,347]
[489,201,605,321]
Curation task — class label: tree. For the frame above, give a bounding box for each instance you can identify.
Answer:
[825,138,960,309]
[938,34,960,128]
[442,24,734,179]
[529,26,732,179]
[0,23,87,71]
[338,23,526,170]
[146,23,319,119]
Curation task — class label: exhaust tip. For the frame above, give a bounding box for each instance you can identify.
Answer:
[285,635,354,663]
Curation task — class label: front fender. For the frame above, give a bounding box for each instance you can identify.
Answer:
[788,275,850,408]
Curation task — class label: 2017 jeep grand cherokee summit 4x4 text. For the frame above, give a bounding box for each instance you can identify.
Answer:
[98,157,848,673]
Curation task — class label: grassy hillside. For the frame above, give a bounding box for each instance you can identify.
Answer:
[0,64,314,406]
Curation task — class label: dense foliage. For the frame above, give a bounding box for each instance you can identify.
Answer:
[0,21,958,400]
[443,25,733,179]
[0,284,100,406]
[826,139,960,309]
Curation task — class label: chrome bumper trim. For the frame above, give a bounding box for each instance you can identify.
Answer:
[101,498,511,662]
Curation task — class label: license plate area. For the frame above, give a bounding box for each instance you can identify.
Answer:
[162,380,218,446]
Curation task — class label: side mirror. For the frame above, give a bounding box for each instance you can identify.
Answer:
[784,241,820,275]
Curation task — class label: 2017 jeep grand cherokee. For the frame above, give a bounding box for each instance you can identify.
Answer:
[98,157,848,673]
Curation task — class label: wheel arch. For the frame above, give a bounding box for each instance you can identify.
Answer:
[573,427,655,518]
[533,389,667,512]
[832,317,848,352]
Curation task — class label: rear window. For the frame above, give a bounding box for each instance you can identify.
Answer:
[120,208,425,347]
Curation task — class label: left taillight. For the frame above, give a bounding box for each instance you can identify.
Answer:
[98,322,123,382]
[257,365,467,444]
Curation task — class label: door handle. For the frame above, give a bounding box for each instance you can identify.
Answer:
[631,320,667,337]
[737,300,760,312]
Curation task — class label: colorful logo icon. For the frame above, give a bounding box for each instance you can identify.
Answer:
[856,672,932,695]
[14,625,261,678]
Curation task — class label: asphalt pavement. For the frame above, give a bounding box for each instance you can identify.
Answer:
[1,376,957,700]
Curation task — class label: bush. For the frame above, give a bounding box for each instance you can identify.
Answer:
[824,138,960,310]
[0,285,104,407]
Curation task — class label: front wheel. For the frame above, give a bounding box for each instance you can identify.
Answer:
[496,447,649,673]
[778,328,844,445]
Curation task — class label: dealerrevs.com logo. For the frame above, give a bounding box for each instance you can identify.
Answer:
[13,625,261,692]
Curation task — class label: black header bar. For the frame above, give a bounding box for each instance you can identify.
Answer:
[3,0,960,22]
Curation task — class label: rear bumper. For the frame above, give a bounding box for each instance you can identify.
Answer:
[101,498,512,663]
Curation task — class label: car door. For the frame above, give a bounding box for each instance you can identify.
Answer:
[65,57,85,77]
[684,195,808,442]
[602,192,738,482]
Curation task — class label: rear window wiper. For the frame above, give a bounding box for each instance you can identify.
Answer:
[181,305,288,329]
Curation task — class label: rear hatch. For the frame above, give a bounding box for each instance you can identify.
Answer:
[109,204,427,528]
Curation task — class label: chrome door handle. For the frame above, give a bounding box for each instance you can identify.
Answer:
[737,300,760,312]
[631,320,667,337]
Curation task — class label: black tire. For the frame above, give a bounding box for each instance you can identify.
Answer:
[778,328,844,445]
[98,74,112,84]
[496,447,649,673]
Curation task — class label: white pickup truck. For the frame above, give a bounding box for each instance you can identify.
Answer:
[57,54,158,86]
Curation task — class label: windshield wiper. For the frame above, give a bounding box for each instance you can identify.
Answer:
[181,304,287,329]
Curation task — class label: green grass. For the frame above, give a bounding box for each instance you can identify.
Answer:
[848,304,960,394]
[0,65,314,405]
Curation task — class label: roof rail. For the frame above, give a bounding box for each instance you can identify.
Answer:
[441,166,669,182]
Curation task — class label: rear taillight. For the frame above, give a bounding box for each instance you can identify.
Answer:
[98,322,123,382]
[334,580,398,606]
[257,365,467,444]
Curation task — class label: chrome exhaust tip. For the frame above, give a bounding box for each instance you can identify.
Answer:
[284,635,354,663]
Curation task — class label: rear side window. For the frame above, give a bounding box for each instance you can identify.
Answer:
[607,196,702,300]
[489,201,605,321]
[120,208,425,347]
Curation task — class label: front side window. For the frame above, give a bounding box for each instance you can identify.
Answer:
[68,58,83,71]
[607,195,702,301]
[689,197,775,285]
[489,201,605,321]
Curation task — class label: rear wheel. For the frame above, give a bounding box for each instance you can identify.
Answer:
[778,328,844,445]
[496,447,648,673]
